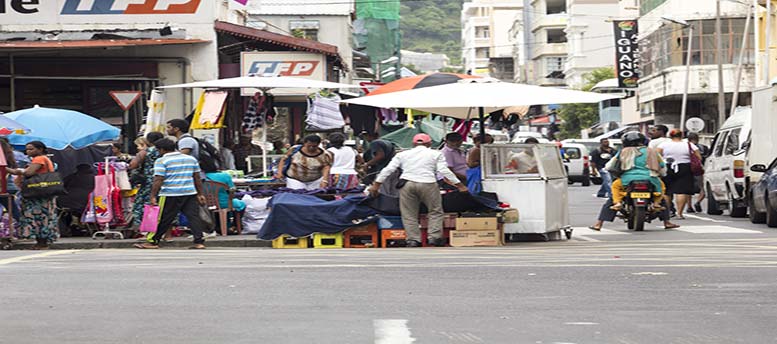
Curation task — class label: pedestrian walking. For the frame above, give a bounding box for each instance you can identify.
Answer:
[8,141,58,250]
[276,135,332,191]
[658,129,703,220]
[590,138,616,198]
[326,133,362,190]
[134,139,208,249]
[648,125,671,149]
[166,119,199,158]
[367,134,468,247]
[686,132,710,213]
[129,132,164,227]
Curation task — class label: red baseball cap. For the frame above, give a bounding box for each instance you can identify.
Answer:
[413,133,432,144]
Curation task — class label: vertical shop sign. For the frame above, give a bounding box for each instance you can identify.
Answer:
[613,20,640,88]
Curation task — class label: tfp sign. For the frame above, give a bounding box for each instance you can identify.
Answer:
[0,0,211,25]
[240,52,326,96]
[613,20,640,88]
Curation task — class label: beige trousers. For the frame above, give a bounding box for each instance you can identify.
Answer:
[399,181,444,242]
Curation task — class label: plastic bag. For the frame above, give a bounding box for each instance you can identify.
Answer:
[199,204,214,229]
[115,170,132,191]
[241,195,270,234]
[139,204,160,233]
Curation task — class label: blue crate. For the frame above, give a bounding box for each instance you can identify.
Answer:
[377,216,404,229]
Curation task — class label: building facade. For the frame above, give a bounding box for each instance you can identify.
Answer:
[462,0,522,80]
[637,0,754,133]
[401,50,450,73]
[564,0,622,87]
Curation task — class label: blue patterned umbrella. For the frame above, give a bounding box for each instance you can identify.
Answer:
[5,106,120,150]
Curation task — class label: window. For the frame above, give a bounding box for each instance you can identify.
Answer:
[564,147,581,160]
[546,57,564,72]
[602,99,621,108]
[725,128,742,155]
[290,20,320,41]
[547,29,567,44]
[713,131,728,157]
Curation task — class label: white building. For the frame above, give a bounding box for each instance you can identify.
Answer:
[528,0,568,86]
[637,0,754,133]
[564,0,622,87]
[246,0,354,82]
[462,0,522,80]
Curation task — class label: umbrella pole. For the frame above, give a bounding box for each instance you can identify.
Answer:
[478,107,486,139]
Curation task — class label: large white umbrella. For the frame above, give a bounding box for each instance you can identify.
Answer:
[158,75,354,90]
[341,78,618,119]
[341,78,619,138]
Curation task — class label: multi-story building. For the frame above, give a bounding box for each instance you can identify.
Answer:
[527,0,568,86]
[401,50,450,73]
[246,0,354,82]
[637,0,754,133]
[462,0,522,80]
[564,0,622,87]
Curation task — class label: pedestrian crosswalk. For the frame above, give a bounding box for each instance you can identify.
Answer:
[572,224,764,241]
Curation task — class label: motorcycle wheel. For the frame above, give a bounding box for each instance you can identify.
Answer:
[633,206,646,232]
[626,208,635,230]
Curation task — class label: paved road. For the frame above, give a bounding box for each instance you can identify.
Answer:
[1,184,776,344]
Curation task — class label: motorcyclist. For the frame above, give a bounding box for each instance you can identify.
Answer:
[608,131,666,211]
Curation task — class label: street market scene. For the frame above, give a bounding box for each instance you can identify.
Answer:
[2,0,777,343]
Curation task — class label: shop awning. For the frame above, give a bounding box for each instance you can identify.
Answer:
[0,38,208,51]
[214,21,346,70]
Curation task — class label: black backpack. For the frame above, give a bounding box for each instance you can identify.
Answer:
[192,137,223,171]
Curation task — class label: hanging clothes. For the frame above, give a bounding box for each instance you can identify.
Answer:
[378,108,398,123]
[242,93,276,132]
[453,120,472,138]
[191,91,228,130]
[345,104,378,136]
[306,92,345,130]
[144,90,166,135]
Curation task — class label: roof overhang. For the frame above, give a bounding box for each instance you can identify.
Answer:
[0,38,208,52]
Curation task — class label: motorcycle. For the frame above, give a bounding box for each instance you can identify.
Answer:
[616,180,661,231]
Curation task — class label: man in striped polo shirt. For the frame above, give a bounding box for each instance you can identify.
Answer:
[135,138,208,249]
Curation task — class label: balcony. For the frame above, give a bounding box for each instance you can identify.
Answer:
[470,16,489,27]
[532,14,568,32]
[474,37,490,47]
[535,77,567,87]
[532,43,567,59]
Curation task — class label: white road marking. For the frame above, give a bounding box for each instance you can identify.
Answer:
[0,250,80,266]
[683,214,729,223]
[572,227,633,235]
[374,319,415,344]
[564,322,599,326]
[676,226,763,234]
[631,272,668,276]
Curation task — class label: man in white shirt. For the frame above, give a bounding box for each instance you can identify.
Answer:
[367,134,468,247]
[648,124,670,150]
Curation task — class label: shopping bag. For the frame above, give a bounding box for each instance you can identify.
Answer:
[139,205,160,233]
[199,204,214,229]
[115,170,132,191]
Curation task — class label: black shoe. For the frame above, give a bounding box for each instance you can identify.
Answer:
[428,238,446,247]
[694,202,703,213]
[405,240,422,247]
[686,207,696,214]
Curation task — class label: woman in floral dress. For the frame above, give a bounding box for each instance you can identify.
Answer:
[8,141,58,250]
[129,132,164,226]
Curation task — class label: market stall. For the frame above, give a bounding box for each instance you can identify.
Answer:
[481,143,571,240]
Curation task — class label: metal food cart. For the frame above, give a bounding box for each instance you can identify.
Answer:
[480,143,572,240]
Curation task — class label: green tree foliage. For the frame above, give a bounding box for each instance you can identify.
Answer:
[558,67,615,139]
[400,0,465,65]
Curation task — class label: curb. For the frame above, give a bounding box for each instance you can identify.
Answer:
[7,238,273,250]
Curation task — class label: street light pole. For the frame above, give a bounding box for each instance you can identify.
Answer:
[716,0,727,127]
[680,24,694,132]
[730,4,752,117]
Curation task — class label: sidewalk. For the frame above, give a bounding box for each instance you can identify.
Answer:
[6,234,272,250]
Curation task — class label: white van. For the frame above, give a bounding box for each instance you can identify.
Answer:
[705,106,752,217]
[511,131,550,143]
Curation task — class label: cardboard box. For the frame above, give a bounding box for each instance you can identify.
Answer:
[499,209,519,224]
[449,229,504,247]
[455,217,499,230]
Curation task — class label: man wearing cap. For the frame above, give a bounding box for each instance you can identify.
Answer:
[367,134,468,247]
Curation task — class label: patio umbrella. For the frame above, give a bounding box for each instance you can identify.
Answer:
[367,72,480,96]
[158,75,354,90]
[341,78,619,138]
[0,115,30,136]
[5,106,121,150]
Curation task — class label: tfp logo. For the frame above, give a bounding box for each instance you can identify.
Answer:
[248,61,321,77]
[61,0,202,15]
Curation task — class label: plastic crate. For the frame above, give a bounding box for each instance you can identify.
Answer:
[344,223,379,248]
[381,229,407,248]
[313,232,344,249]
[272,235,309,249]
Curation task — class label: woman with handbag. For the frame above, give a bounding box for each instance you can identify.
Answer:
[129,132,164,228]
[8,141,60,250]
[657,129,704,220]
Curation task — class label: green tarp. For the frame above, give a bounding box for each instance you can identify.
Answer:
[355,0,400,20]
[381,117,452,149]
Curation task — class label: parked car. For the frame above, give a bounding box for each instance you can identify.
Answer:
[561,138,622,185]
[749,160,777,226]
[511,131,549,143]
[561,143,591,186]
[486,130,511,144]
[705,106,752,217]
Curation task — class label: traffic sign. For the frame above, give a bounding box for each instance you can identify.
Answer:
[109,91,142,111]
[685,117,705,133]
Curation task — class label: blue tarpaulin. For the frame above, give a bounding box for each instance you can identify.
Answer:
[258,193,380,240]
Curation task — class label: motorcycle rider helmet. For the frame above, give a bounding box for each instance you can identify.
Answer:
[622,131,646,147]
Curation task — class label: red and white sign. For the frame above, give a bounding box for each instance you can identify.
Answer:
[240,51,327,96]
[109,91,142,111]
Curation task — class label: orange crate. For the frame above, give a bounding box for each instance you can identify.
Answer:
[381,229,407,248]
[343,223,379,248]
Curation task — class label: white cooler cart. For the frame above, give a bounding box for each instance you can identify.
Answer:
[480,143,572,240]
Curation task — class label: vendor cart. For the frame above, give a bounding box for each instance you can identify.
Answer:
[480,143,571,240]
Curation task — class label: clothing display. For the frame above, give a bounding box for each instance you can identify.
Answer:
[191,91,228,129]
[144,90,166,135]
[345,104,378,136]
[243,94,276,132]
[306,92,345,130]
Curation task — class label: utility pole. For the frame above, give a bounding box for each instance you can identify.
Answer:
[716,0,726,127]
[731,3,752,117]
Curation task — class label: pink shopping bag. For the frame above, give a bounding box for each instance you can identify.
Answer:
[139,204,160,233]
